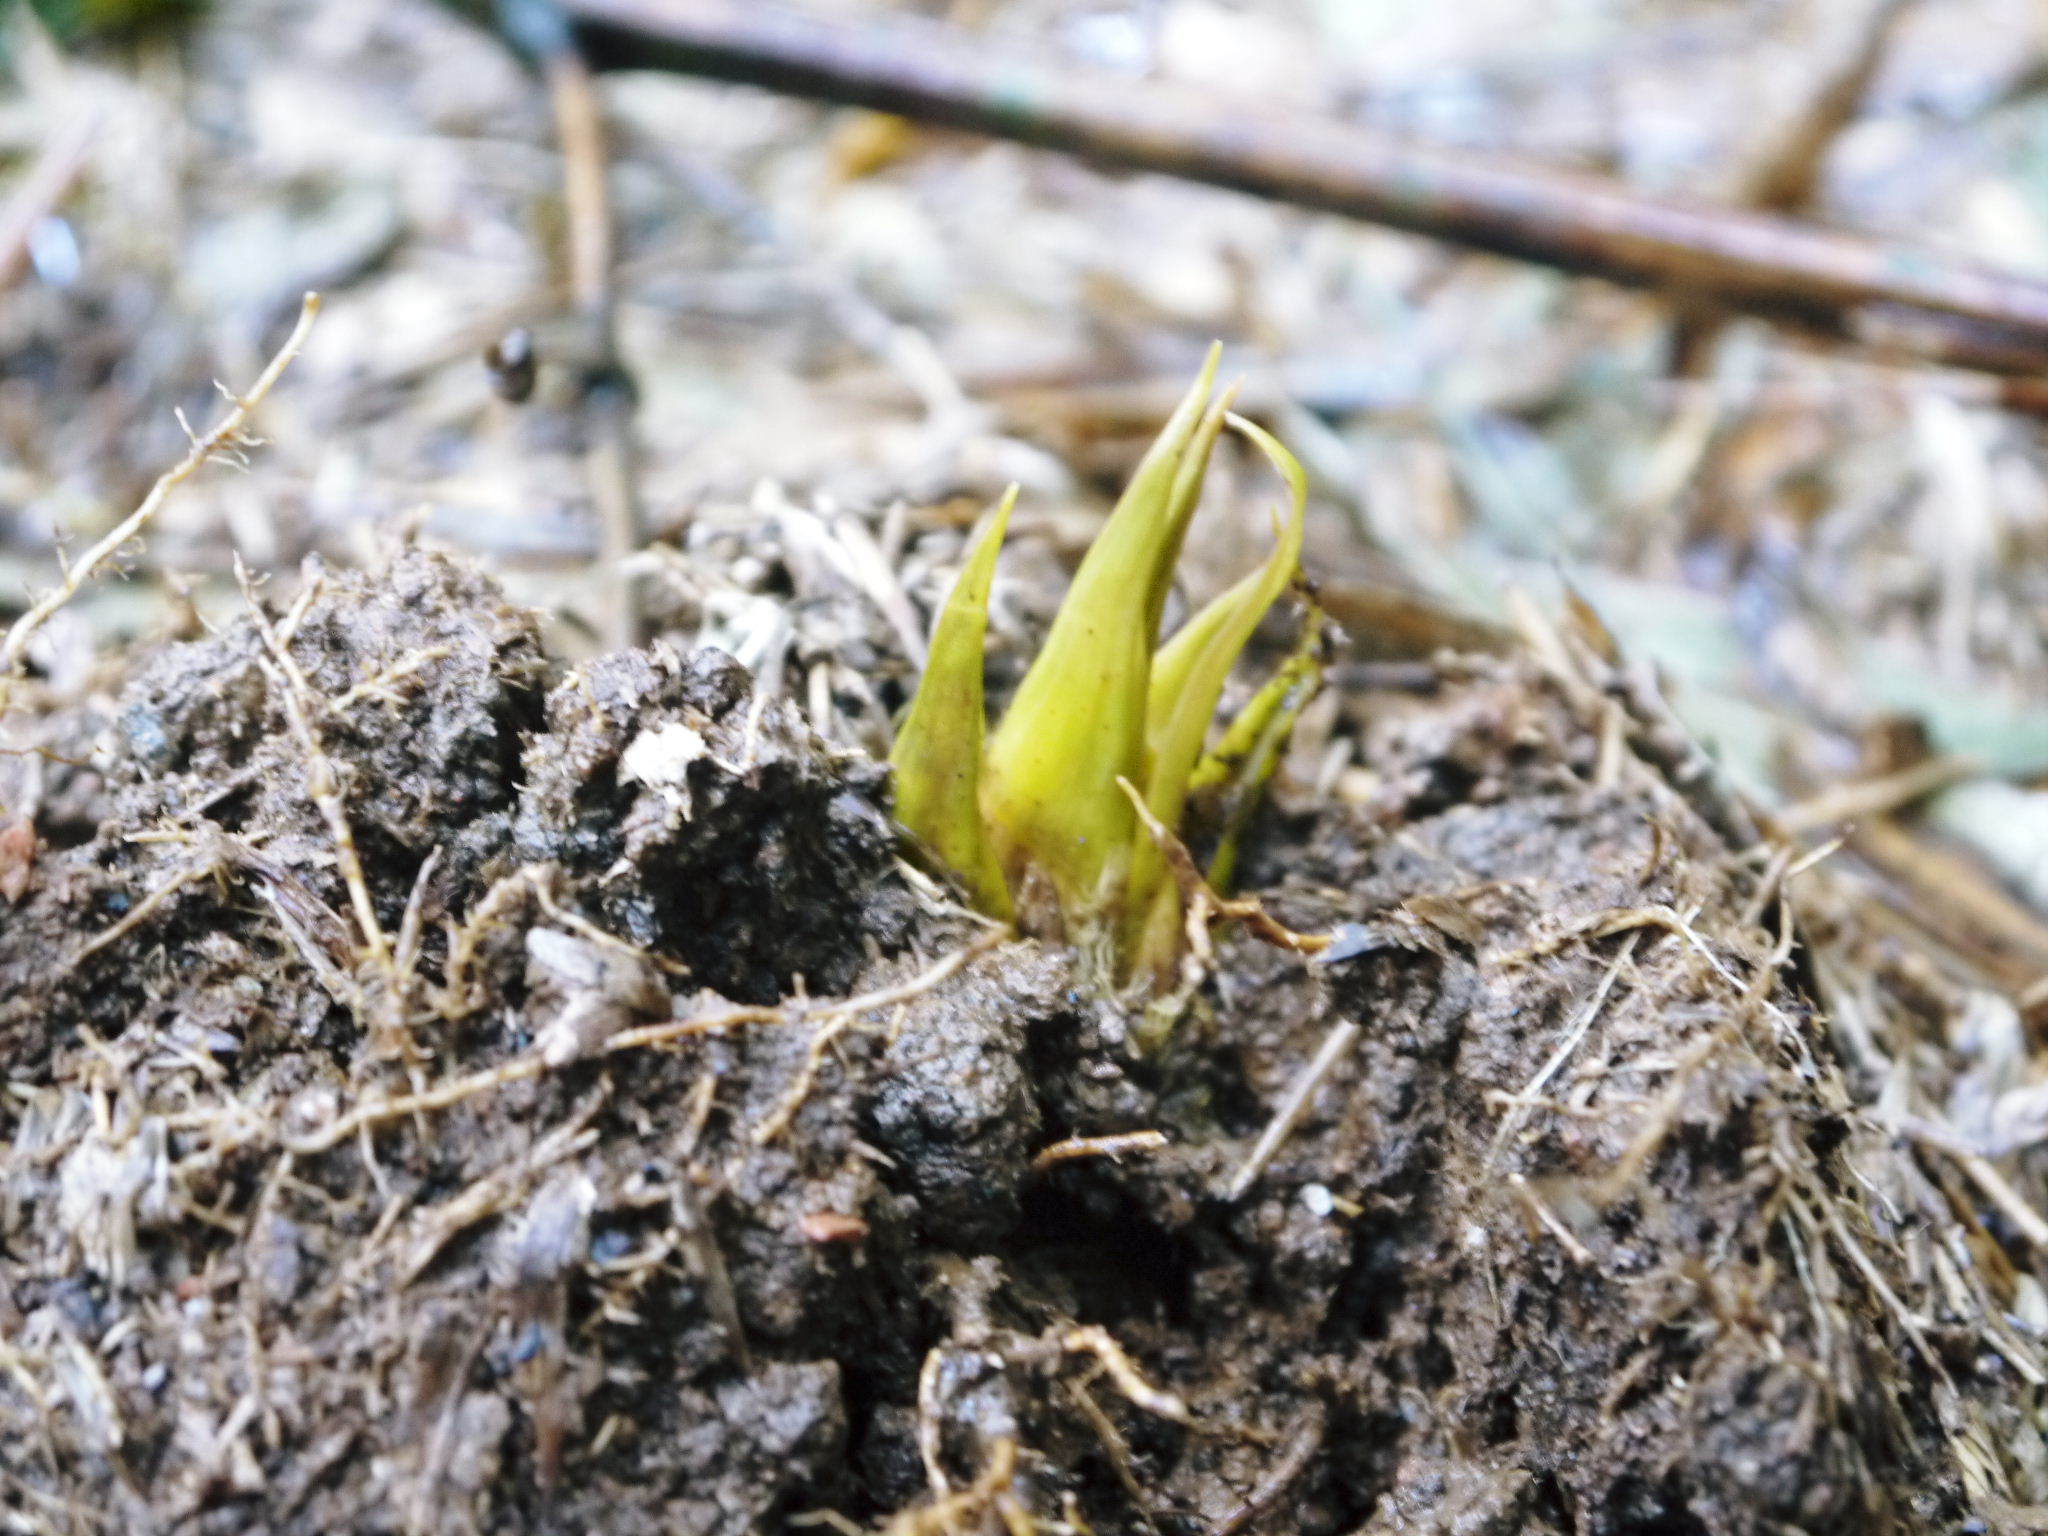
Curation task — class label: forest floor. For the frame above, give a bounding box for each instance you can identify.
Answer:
[4,1,2048,1532]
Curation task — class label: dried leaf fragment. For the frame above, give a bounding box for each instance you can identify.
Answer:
[0,817,36,905]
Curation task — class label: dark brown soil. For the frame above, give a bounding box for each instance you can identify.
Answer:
[0,547,2037,1534]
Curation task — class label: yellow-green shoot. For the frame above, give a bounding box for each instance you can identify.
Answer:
[889,350,1311,990]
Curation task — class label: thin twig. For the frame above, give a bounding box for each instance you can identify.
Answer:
[286,932,998,1155]
[1734,0,1918,214]
[0,294,321,704]
[1031,1131,1169,1171]
[546,48,645,652]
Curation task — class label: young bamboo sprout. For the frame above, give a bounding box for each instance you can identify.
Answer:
[890,351,1316,993]
[979,348,1229,943]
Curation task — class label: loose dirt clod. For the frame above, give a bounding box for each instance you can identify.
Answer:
[0,549,2037,1533]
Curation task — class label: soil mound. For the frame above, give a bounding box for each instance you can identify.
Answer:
[0,550,2033,1534]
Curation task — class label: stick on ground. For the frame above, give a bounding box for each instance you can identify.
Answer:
[556,0,2048,387]
[546,48,646,653]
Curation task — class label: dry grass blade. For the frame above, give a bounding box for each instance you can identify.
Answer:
[240,568,396,985]
[1775,755,1980,836]
[1902,1122,2048,1250]
[1489,932,1642,1166]
[0,110,99,292]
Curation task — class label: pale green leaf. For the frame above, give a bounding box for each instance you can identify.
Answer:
[1125,414,1307,978]
[889,488,1016,920]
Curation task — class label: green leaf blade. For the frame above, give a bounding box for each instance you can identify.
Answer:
[889,488,1016,921]
[980,349,1224,934]
[1125,414,1308,978]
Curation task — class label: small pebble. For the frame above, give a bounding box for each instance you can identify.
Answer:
[48,1279,101,1336]
[507,1320,549,1366]
[484,327,536,403]
[27,215,82,288]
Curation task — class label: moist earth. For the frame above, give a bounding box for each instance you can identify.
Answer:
[0,548,2037,1534]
